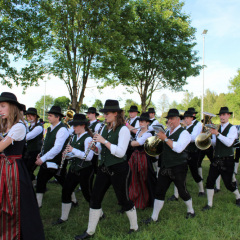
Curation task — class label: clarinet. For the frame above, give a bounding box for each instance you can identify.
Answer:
[56,133,75,176]
[78,120,106,168]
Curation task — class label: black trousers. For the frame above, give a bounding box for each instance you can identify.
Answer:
[155,163,191,201]
[62,165,94,203]
[24,150,39,181]
[36,161,68,193]
[187,151,202,183]
[235,148,240,163]
[206,156,237,192]
[198,146,214,167]
[90,161,134,211]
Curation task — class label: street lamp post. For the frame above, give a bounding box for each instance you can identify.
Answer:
[201,29,208,120]
[43,77,47,121]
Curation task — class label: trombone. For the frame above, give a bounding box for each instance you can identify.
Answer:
[195,112,219,150]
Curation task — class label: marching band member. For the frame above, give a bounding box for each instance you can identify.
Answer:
[144,109,195,224]
[0,92,45,240]
[202,107,240,211]
[24,107,43,181]
[74,100,138,240]
[86,107,102,173]
[35,106,69,208]
[129,112,156,209]
[147,107,161,132]
[53,114,94,225]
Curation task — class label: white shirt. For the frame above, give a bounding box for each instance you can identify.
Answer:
[90,120,102,133]
[135,130,152,146]
[96,125,130,158]
[186,122,202,142]
[167,125,191,153]
[148,119,161,132]
[7,121,26,141]
[211,122,238,147]
[192,119,203,133]
[41,122,70,163]
[71,132,94,161]
[26,122,43,141]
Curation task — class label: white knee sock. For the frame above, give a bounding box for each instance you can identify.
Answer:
[151,199,164,221]
[206,189,214,207]
[233,189,240,199]
[86,208,102,235]
[198,167,203,179]
[232,173,237,182]
[61,203,72,221]
[235,163,239,174]
[215,175,221,189]
[71,192,77,203]
[198,181,204,192]
[174,185,179,198]
[36,193,43,208]
[184,198,194,214]
[125,207,138,231]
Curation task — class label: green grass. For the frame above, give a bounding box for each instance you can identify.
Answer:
[39,160,240,240]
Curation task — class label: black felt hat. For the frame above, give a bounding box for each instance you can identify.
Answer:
[147,108,156,113]
[128,105,140,113]
[165,109,182,119]
[187,107,198,114]
[216,107,233,115]
[100,100,123,113]
[69,113,89,126]
[85,107,99,116]
[26,107,40,118]
[183,110,195,119]
[0,92,22,109]
[138,112,152,122]
[47,106,65,117]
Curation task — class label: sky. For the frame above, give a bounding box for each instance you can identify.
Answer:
[1,0,240,115]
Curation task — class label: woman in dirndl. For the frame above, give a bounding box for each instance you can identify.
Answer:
[129,112,156,209]
[0,92,45,240]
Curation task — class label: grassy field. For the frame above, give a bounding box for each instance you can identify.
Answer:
[39,160,240,240]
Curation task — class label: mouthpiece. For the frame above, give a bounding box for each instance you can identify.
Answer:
[0,114,5,117]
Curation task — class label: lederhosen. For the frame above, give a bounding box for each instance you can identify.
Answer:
[89,120,100,173]
[128,131,156,209]
[0,123,45,240]
[24,122,43,181]
[206,124,237,191]
[36,122,68,193]
[186,124,202,183]
[90,125,134,211]
[126,118,138,160]
[62,133,94,203]
[155,127,191,201]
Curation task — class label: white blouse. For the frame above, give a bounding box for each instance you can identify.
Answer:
[7,121,26,141]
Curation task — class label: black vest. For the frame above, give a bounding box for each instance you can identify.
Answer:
[129,118,138,138]
[186,124,197,152]
[27,122,43,152]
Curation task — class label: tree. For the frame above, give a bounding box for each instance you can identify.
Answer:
[101,0,201,111]
[35,95,54,120]
[204,89,217,114]
[181,92,194,110]
[92,99,103,112]
[54,96,71,113]
[79,103,88,113]
[123,99,141,118]
[158,94,169,121]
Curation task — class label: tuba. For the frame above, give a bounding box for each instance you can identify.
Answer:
[64,109,75,128]
[195,112,219,150]
[144,124,165,157]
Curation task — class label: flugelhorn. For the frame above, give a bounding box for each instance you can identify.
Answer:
[195,112,219,150]
[144,124,165,157]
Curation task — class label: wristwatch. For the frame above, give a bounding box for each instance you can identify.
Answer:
[164,138,169,142]
[104,140,108,145]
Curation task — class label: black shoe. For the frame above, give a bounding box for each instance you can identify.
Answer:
[52,218,66,226]
[100,213,106,221]
[214,188,220,193]
[202,205,212,211]
[186,212,195,219]
[167,195,178,201]
[236,199,240,207]
[142,217,158,225]
[198,192,206,197]
[128,229,138,234]
[71,201,79,208]
[75,231,93,240]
